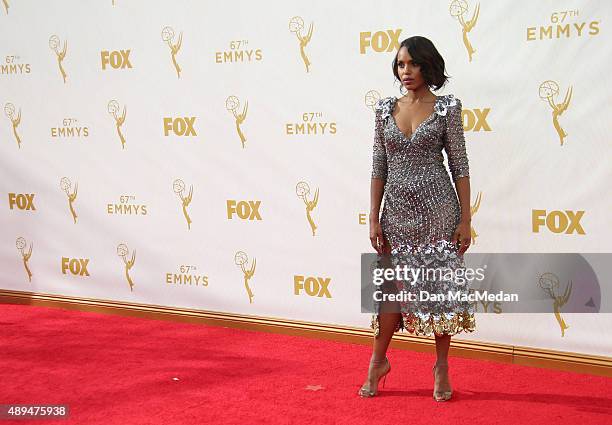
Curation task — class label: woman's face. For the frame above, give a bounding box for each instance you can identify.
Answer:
[396,46,424,91]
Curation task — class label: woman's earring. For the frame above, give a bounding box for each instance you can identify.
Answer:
[399,84,407,95]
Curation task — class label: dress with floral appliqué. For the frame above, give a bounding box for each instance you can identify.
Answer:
[370,94,476,337]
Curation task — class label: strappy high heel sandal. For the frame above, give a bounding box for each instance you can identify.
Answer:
[432,363,452,401]
[358,356,391,397]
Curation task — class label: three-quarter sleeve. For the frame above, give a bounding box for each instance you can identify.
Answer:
[443,97,470,182]
[371,100,388,180]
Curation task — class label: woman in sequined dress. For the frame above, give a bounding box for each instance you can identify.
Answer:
[359,36,476,401]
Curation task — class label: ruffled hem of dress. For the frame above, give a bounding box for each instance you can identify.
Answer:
[370,310,476,338]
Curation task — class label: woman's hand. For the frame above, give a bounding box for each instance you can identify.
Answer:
[369,219,388,254]
[452,220,472,255]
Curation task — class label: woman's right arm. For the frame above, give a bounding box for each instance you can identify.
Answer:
[370,101,388,254]
[370,177,386,254]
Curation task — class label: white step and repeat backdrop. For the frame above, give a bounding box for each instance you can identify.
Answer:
[1,1,611,357]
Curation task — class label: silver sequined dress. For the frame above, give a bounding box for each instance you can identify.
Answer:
[370,94,476,337]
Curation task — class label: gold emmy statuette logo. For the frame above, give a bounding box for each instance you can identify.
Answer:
[235,251,256,304]
[449,0,480,62]
[117,243,136,291]
[162,26,182,78]
[16,237,33,282]
[296,181,319,236]
[289,16,313,72]
[173,179,193,229]
[2,0,8,15]
[4,102,22,148]
[226,95,248,148]
[49,35,67,83]
[539,80,572,146]
[108,100,127,149]
[60,177,78,224]
[539,272,572,337]
[470,191,482,244]
[365,90,382,112]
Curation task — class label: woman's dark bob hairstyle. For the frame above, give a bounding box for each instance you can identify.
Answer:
[392,36,450,91]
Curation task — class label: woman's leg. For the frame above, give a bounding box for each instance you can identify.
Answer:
[433,334,452,397]
[359,238,401,395]
[372,236,401,360]
[372,312,401,359]
[434,333,451,364]
[359,312,400,396]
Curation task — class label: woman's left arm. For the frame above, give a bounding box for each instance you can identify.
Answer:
[444,97,471,254]
[454,176,471,254]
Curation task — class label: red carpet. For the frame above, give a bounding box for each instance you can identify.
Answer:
[0,304,610,425]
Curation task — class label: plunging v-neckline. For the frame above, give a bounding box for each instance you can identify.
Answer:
[391,96,440,141]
